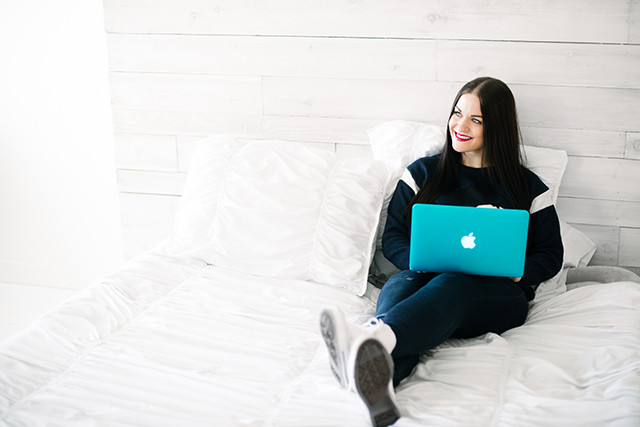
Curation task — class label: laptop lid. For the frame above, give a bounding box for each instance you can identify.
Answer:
[409,204,529,278]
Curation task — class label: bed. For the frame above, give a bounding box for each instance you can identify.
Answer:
[2,122,639,426]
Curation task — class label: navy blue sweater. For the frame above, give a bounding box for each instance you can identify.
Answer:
[382,155,563,298]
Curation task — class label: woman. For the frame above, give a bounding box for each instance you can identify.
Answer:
[320,77,564,427]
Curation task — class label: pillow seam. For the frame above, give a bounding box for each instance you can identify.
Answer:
[307,158,340,283]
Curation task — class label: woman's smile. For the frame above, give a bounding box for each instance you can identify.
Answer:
[453,131,472,142]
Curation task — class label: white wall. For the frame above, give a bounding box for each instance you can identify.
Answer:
[103,0,640,274]
[0,0,123,288]
[104,0,640,272]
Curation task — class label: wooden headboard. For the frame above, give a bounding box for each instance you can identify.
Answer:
[104,0,640,275]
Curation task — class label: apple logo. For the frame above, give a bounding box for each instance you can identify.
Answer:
[461,233,476,249]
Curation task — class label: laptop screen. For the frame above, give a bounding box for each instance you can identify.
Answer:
[409,204,529,277]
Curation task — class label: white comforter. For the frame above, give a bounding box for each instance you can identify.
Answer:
[1,251,639,426]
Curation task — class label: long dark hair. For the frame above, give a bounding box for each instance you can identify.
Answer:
[409,77,529,211]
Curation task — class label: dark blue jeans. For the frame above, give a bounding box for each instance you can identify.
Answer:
[376,270,530,386]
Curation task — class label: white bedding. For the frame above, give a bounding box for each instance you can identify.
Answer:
[1,250,639,426]
[2,134,639,426]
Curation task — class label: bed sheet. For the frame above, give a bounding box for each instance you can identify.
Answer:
[0,251,377,426]
[1,251,639,426]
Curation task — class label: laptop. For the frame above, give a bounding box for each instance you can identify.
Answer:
[409,204,529,277]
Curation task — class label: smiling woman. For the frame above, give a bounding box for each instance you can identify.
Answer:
[449,93,485,167]
[321,77,564,426]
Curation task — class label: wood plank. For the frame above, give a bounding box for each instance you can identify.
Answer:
[570,223,618,266]
[522,127,625,158]
[112,110,385,143]
[114,133,177,171]
[255,116,385,145]
[117,170,187,196]
[263,77,458,122]
[626,132,640,159]
[630,0,640,44]
[112,110,262,136]
[437,41,640,89]
[619,227,640,267]
[512,85,640,133]
[108,34,436,81]
[263,78,640,132]
[560,157,640,202]
[109,72,262,114]
[556,197,640,229]
[119,193,179,229]
[103,0,629,43]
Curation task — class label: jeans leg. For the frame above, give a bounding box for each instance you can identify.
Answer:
[375,270,435,320]
[380,272,529,386]
[391,354,421,388]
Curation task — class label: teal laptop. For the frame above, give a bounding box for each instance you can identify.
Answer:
[409,204,529,277]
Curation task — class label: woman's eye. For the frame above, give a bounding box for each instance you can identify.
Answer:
[472,118,482,124]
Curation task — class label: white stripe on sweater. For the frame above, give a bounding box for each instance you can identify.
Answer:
[400,169,419,194]
[530,188,553,214]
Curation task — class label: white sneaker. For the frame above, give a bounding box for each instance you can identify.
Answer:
[319,306,396,390]
[319,306,355,388]
[352,338,400,427]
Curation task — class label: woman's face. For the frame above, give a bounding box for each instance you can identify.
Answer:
[449,93,485,167]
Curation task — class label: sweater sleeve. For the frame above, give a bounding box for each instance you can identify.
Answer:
[381,173,417,271]
[519,178,564,287]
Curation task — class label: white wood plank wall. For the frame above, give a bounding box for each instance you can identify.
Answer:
[103,0,640,274]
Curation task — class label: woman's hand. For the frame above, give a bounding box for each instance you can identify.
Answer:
[511,277,522,283]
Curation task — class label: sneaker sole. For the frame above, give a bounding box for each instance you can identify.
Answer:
[354,339,400,427]
[319,308,348,388]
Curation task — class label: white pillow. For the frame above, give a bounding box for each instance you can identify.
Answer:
[367,121,445,286]
[533,220,597,303]
[521,145,568,204]
[164,136,389,296]
[367,120,446,181]
[366,120,570,288]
